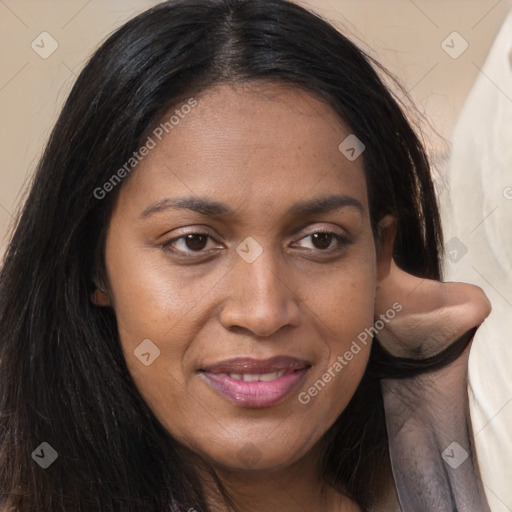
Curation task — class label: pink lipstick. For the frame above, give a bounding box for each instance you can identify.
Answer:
[200,356,311,408]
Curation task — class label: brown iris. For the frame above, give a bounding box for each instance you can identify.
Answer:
[184,234,208,251]
[311,233,333,250]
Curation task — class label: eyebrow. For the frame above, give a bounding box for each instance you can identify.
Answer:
[138,194,363,220]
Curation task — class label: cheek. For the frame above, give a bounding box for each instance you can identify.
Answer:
[104,234,220,353]
[103,233,231,435]
[102,237,191,399]
[299,257,375,418]
[309,250,376,350]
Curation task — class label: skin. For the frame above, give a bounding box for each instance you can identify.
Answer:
[96,82,396,511]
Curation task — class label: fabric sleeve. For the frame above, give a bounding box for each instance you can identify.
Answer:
[379,329,491,512]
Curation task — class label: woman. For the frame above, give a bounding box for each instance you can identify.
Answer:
[0,0,492,510]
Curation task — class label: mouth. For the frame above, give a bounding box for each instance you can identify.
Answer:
[199,356,311,408]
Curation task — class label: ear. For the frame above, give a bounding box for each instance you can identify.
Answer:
[91,278,112,307]
[375,214,397,285]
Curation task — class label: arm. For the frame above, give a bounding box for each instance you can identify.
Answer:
[375,262,492,512]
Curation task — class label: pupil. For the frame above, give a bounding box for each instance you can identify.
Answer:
[312,233,332,249]
[185,234,207,251]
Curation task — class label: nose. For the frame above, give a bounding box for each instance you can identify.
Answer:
[219,249,301,338]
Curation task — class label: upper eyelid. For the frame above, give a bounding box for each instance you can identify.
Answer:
[164,222,349,240]
[296,225,348,236]
[165,232,222,249]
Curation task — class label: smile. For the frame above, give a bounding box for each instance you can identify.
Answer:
[200,356,311,408]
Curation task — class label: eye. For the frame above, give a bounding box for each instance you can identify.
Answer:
[164,233,222,254]
[294,231,348,251]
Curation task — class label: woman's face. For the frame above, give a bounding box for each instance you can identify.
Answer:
[102,83,389,471]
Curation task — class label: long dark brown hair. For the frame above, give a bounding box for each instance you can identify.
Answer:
[0,1,443,510]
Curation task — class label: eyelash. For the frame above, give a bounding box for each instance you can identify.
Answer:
[162,229,351,257]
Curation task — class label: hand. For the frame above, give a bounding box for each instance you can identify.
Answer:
[374,260,491,359]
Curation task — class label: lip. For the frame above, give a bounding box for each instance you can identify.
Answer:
[199,356,311,408]
[201,355,311,374]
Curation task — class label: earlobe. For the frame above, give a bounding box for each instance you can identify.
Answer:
[376,214,397,284]
[91,283,111,307]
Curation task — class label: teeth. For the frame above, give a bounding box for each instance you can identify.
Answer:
[258,372,278,381]
[259,371,284,382]
[226,370,286,381]
[243,373,260,382]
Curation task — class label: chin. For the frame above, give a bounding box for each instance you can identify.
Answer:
[194,431,316,473]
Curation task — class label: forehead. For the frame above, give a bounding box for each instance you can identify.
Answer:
[117,82,368,217]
